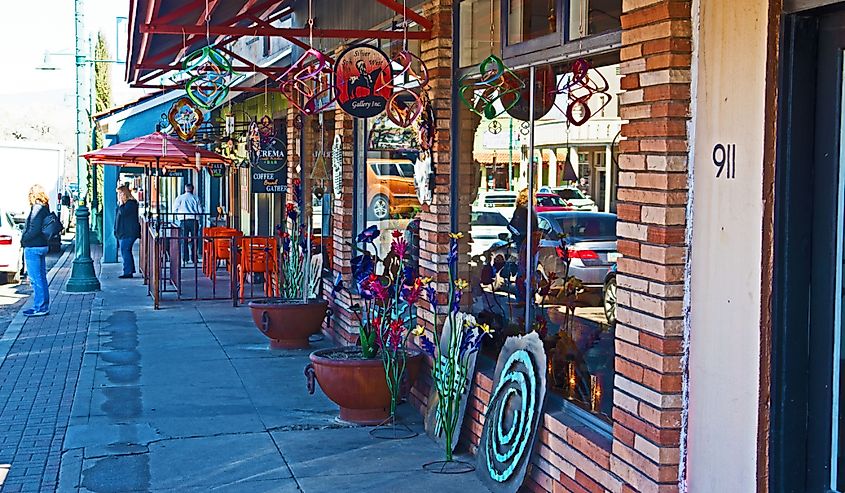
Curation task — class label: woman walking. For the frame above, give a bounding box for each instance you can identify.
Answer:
[115,186,141,279]
[21,185,51,317]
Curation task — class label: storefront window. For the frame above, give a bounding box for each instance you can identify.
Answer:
[459,0,502,67]
[362,117,423,265]
[568,0,621,40]
[507,0,557,45]
[459,62,623,423]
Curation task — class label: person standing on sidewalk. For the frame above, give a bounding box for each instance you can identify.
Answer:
[21,185,51,317]
[115,186,141,279]
[172,183,202,263]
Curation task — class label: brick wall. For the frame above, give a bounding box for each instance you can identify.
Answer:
[611,1,691,492]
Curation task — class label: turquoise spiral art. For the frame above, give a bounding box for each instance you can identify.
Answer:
[477,332,547,493]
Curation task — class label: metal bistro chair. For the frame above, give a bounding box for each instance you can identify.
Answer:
[208,228,244,282]
[237,237,280,302]
[201,226,225,277]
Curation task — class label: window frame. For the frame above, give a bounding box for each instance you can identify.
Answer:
[501,0,566,59]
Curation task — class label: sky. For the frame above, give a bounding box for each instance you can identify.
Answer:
[0,0,146,104]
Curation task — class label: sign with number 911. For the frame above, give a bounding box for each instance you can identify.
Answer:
[713,143,736,179]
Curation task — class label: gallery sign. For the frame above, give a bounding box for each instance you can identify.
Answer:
[333,44,393,119]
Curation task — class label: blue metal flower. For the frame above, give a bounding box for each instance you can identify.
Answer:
[403,266,417,285]
[351,254,374,283]
[356,225,380,244]
[420,334,436,356]
[425,284,438,309]
[331,273,344,299]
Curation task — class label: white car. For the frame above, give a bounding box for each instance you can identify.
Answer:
[469,208,511,256]
[549,186,599,212]
[473,190,518,220]
[0,212,22,283]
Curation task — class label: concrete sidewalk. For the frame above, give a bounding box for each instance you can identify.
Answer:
[55,261,490,492]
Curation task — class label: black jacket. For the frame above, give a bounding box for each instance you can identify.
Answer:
[115,199,141,240]
[21,203,49,248]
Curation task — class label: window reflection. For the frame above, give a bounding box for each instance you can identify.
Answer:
[507,0,558,45]
[569,0,622,40]
[459,0,502,67]
[460,63,623,421]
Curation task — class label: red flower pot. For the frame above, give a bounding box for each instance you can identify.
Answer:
[305,347,423,425]
[248,299,328,349]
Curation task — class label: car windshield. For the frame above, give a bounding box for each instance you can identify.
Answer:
[556,188,587,200]
[471,211,509,226]
[554,215,616,239]
[537,195,566,207]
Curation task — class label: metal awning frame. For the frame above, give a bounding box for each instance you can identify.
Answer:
[129,0,433,93]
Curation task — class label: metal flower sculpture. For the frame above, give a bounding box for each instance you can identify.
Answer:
[417,233,494,468]
[458,55,524,119]
[278,178,306,299]
[181,46,236,110]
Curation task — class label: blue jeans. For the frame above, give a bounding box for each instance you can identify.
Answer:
[24,246,49,313]
[180,219,198,261]
[119,238,137,275]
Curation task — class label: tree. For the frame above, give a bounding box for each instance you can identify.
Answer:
[89,31,112,217]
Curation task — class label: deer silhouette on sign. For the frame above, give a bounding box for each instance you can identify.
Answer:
[346,60,383,98]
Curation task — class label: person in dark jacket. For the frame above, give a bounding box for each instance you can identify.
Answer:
[21,185,51,316]
[115,186,141,279]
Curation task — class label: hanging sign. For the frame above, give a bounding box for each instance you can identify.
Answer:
[209,162,226,178]
[333,44,393,119]
[251,125,288,194]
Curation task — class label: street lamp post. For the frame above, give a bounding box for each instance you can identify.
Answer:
[66,0,100,292]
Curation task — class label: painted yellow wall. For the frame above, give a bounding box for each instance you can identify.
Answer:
[687,0,768,489]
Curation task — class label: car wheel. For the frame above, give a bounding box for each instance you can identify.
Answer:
[603,274,617,325]
[5,270,20,285]
[369,195,390,220]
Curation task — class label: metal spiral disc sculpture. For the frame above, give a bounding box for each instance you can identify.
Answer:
[477,332,547,492]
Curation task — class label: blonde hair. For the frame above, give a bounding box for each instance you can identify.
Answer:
[28,185,49,207]
[516,188,530,208]
[117,186,135,204]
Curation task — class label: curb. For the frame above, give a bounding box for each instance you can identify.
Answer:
[0,247,75,369]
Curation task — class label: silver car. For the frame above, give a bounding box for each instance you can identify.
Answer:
[536,211,618,292]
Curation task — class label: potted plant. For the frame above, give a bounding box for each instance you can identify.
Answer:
[249,178,328,349]
[305,226,424,425]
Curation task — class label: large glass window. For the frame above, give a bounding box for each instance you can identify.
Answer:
[568,0,622,40]
[459,0,502,67]
[507,0,558,45]
[459,61,623,423]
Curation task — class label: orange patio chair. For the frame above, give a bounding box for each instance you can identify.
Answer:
[237,237,280,301]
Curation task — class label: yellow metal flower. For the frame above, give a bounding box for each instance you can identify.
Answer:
[478,323,494,335]
[448,232,464,239]
[419,276,433,285]
[454,278,468,290]
[412,325,426,336]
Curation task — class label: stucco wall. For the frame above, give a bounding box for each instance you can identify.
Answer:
[686,0,768,489]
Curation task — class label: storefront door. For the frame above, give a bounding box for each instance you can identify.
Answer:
[774,6,845,492]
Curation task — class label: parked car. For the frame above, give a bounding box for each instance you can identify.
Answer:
[536,211,618,296]
[535,192,572,212]
[603,263,617,324]
[473,190,518,220]
[550,186,599,212]
[0,212,22,283]
[366,159,420,220]
[469,208,510,256]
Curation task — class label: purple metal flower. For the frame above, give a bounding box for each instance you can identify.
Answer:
[452,289,463,313]
[331,273,344,299]
[447,237,458,267]
[403,266,417,285]
[351,254,374,283]
[420,334,436,356]
[392,237,408,259]
[425,285,438,309]
[356,225,380,244]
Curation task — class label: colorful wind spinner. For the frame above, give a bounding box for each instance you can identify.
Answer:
[458,55,524,119]
[180,46,236,110]
[167,98,203,140]
[278,49,336,116]
[382,50,430,128]
[553,58,611,126]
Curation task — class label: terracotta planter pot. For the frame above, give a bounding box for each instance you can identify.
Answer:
[248,299,328,349]
[305,347,423,425]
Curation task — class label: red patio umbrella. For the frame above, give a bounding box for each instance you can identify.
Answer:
[83,131,231,168]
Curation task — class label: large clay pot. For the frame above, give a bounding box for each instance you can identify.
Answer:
[248,298,328,349]
[306,347,423,425]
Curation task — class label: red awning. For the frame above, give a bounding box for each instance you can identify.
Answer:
[83,132,231,168]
